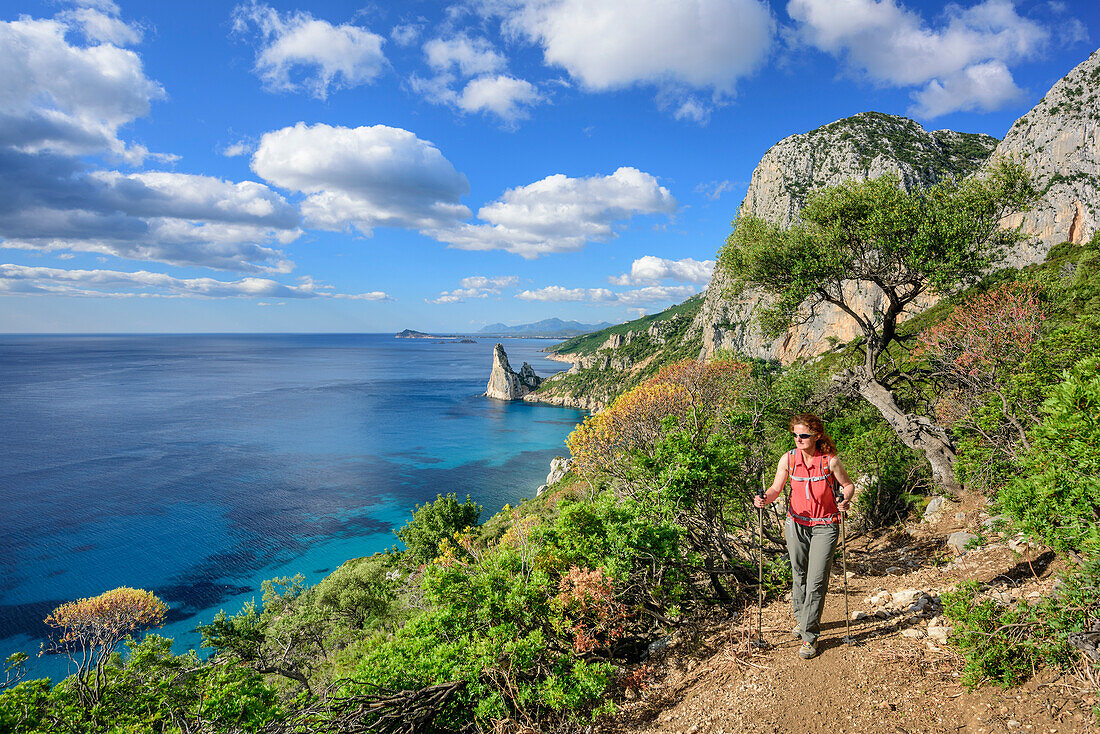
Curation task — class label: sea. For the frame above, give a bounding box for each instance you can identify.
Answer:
[0,333,586,682]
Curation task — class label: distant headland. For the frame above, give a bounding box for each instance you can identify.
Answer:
[396,318,614,340]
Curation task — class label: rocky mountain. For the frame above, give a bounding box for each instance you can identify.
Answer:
[478,318,614,337]
[738,111,998,229]
[686,48,1100,363]
[994,48,1100,267]
[484,343,542,400]
[687,112,998,362]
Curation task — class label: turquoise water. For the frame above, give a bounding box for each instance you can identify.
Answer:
[0,334,585,681]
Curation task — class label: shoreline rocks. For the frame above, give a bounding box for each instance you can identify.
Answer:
[485,343,542,400]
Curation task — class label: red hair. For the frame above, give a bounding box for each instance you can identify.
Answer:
[790,413,837,455]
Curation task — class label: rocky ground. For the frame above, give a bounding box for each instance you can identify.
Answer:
[601,493,1098,733]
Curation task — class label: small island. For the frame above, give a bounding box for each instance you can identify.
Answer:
[394,329,434,339]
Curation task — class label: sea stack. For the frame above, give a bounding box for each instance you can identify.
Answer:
[485,343,541,400]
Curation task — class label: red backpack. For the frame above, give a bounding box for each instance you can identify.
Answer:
[786,449,840,526]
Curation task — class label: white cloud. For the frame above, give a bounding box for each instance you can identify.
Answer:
[696,179,735,200]
[457,75,543,122]
[614,284,699,305]
[57,5,142,45]
[495,0,775,118]
[391,23,422,46]
[221,141,252,157]
[232,2,386,100]
[515,283,697,304]
[0,153,302,272]
[0,264,388,300]
[0,6,303,275]
[428,287,487,304]
[251,122,471,235]
[910,60,1023,117]
[461,275,519,290]
[787,0,1051,118]
[609,256,714,286]
[516,285,615,302]
[0,8,165,162]
[672,97,710,124]
[424,35,505,75]
[428,274,518,303]
[412,36,544,124]
[433,167,676,258]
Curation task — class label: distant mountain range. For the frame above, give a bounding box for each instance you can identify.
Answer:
[477,319,615,337]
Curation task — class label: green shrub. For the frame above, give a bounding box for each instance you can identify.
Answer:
[396,493,482,564]
[311,554,399,629]
[943,571,1098,689]
[999,356,1100,558]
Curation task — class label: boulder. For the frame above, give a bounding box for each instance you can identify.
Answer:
[927,625,951,644]
[947,531,978,555]
[546,456,572,486]
[922,496,945,521]
[892,589,924,608]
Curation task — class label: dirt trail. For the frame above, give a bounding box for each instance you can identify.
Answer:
[602,495,1098,733]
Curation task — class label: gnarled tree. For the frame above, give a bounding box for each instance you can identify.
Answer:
[718,162,1035,494]
[43,587,167,705]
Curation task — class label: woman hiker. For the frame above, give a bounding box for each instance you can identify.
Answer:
[753,413,856,659]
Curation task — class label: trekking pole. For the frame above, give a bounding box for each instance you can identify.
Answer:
[839,504,855,646]
[751,478,768,650]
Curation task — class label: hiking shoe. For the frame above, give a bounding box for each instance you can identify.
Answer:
[791,626,801,639]
[798,642,817,659]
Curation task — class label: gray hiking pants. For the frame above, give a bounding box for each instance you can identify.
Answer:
[785,517,839,645]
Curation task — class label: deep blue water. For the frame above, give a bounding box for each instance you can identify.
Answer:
[0,334,584,681]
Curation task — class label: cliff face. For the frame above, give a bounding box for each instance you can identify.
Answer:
[687,112,996,362]
[738,112,998,229]
[485,343,542,400]
[993,49,1100,267]
[526,296,705,412]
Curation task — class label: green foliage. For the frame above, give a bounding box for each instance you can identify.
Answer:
[549,294,704,356]
[535,304,706,409]
[943,575,1097,689]
[762,555,792,600]
[834,414,925,527]
[999,356,1100,558]
[720,162,1035,342]
[637,429,747,512]
[312,554,399,630]
[396,493,482,564]
[541,490,687,590]
[346,487,685,731]
[0,679,50,733]
[0,635,280,734]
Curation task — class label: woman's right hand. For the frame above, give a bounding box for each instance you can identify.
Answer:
[753,494,768,509]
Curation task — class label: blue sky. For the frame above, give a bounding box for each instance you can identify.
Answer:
[0,0,1096,333]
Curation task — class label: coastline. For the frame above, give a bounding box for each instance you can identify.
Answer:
[0,334,585,682]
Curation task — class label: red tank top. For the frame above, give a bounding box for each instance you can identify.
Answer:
[787,449,839,526]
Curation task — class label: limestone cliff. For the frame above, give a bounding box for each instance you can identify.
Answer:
[687,112,996,362]
[993,49,1100,266]
[738,111,997,229]
[484,343,541,400]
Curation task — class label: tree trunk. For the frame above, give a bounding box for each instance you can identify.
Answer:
[835,368,962,496]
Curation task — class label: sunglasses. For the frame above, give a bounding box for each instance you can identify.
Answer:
[791,432,814,439]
